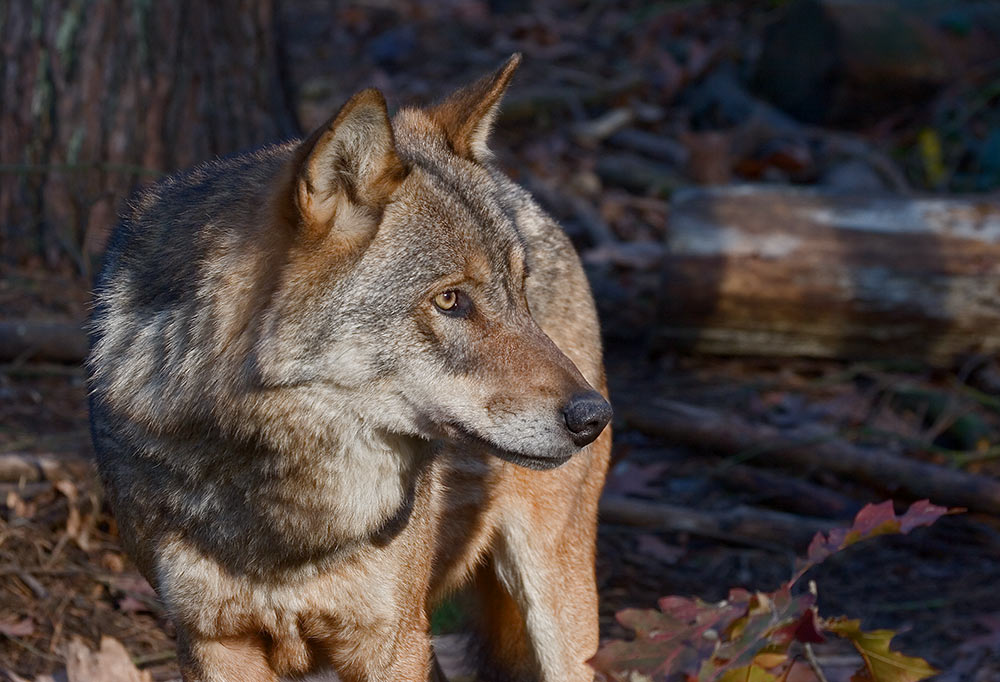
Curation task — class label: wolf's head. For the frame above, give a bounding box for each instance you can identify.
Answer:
[257,55,610,469]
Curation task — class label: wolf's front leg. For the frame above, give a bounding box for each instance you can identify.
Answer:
[473,443,609,682]
[491,527,599,682]
[177,631,279,682]
[176,618,440,682]
[315,609,439,682]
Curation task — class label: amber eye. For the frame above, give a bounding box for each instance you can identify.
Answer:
[433,290,458,311]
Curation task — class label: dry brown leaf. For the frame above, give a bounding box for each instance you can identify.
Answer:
[116,596,153,614]
[6,490,35,518]
[101,552,126,573]
[65,636,152,682]
[53,479,95,550]
[53,479,78,503]
[0,616,35,637]
[108,575,157,598]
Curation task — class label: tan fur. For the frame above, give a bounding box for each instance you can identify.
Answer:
[88,55,610,682]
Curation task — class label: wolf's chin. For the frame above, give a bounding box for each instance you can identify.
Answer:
[491,449,573,471]
[444,421,576,470]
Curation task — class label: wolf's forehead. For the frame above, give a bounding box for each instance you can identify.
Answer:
[398,159,526,259]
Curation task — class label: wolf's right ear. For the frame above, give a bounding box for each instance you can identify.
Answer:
[294,89,408,240]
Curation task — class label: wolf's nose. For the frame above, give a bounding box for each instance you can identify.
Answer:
[563,391,612,447]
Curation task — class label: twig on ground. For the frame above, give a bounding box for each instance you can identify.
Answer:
[599,495,832,548]
[803,642,831,682]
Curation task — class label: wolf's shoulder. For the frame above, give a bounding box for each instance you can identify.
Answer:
[100,141,299,278]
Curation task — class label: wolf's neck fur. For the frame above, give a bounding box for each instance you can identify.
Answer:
[233,384,428,555]
[109,379,428,577]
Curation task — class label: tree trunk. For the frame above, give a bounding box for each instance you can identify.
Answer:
[751,0,1000,126]
[0,0,298,273]
[657,186,1000,363]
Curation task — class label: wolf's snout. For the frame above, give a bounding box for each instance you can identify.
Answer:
[562,391,612,447]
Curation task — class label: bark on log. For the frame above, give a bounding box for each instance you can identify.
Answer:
[624,399,1000,516]
[0,1,298,271]
[658,186,1000,362]
[599,495,834,548]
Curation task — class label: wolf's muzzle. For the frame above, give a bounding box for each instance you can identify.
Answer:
[562,391,612,447]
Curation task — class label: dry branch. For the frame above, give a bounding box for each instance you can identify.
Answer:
[0,321,87,363]
[599,495,833,548]
[624,400,1000,516]
[711,463,862,519]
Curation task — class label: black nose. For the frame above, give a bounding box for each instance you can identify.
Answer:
[562,391,612,447]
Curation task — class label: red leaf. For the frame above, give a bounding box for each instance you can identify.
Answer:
[795,500,960,583]
[849,500,898,538]
[616,607,679,638]
[898,499,957,533]
[792,608,826,644]
[658,595,704,622]
[592,597,743,679]
[727,588,753,605]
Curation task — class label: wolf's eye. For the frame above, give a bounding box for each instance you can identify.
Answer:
[433,290,459,311]
[432,289,472,317]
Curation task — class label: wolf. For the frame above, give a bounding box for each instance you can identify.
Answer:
[87,54,612,682]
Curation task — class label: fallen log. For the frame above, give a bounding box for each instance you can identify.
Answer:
[599,495,833,548]
[624,400,1000,516]
[658,186,1000,362]
[0,320,87,363]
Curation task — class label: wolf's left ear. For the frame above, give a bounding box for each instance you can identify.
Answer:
[429,53,521,162]
[294,89,408,239]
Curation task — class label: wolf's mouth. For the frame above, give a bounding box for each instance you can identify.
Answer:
[493,449,572,471]
[444,422,573,471]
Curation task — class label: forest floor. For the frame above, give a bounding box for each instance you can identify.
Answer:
[4,1,1000,680]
